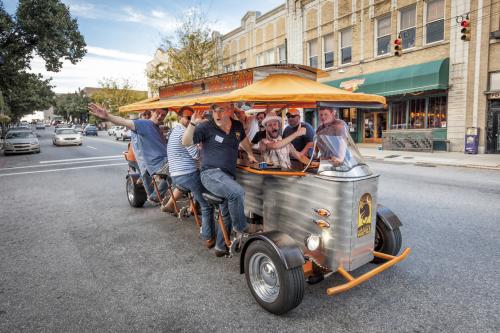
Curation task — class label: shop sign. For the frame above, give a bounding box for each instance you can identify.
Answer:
[488,91,500,99]
[159,70,254,99]
[340,78,366,92]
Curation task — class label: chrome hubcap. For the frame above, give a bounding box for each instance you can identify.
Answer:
[249,253,279,303]
[127,178,134,202]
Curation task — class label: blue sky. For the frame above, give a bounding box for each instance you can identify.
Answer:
[4,0,284,93]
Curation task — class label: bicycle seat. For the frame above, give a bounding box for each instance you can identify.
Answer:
[202,192,225,205]
[175,184,190,194]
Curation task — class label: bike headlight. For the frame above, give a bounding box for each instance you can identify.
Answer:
[305,234,321,251]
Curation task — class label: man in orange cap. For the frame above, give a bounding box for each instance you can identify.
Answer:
[282,108,314,156]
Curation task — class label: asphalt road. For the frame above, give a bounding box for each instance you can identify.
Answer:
[0,128,499,332]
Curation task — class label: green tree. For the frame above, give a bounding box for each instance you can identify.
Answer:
[91,78,147,115]
[54,89,90,123]
[146,8,217,88]
[0,0,86,119]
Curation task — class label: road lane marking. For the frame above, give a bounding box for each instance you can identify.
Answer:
[0,158,123,171]
[40,155,122,164]
[87,145,97,149]
[0,162,127,177]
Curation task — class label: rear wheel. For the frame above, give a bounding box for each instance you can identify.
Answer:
[373,216,402,263]
[244,240,304,315]
[126,176,147,208]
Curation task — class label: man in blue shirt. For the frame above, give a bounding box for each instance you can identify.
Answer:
[182,103,257,257]
[130,110,155,199]
[282,108,314,156]
[88,104,169,202]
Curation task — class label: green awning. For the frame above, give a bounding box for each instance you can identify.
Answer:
[325,58,449,96]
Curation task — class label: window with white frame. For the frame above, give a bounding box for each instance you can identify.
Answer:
[256,53,265,66]
[278,45,286,64]
[490,72,500,91]
[266,49,275,64]
[308,39,318,68]
[425,0,445,44]
[399,5,416,49]
[340,28,352,64]
[223,64,230,73]
[323,34,334,68]
[240,59,246,70]
[376,15,391,56]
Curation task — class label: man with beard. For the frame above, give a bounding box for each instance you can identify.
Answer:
[259,114,318,169]
[282,108,314,156]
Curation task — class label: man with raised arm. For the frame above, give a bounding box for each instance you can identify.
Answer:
[259,114,318,169]
[88,104,169,202]
[182,103,258,257]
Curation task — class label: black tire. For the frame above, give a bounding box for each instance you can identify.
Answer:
[115,136,119,141]
[373,216,402,263]
[35,150,41,154]
[244,240,304,315]
[126,176,147,208]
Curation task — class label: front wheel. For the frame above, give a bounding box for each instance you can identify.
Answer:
[373,216,402,263]
[244,240,304,315]
[126,176,147,208]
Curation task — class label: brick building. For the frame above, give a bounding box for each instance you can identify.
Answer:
[215,0,500,153]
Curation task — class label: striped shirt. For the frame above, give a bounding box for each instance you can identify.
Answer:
[167,123,200,177]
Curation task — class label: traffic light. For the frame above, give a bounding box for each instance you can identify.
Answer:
[394,34,402,56]
[461,18,471,41]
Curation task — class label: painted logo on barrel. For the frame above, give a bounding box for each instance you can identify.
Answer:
[357,193,372,238]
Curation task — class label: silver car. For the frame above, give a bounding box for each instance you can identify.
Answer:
[3,130,40,155]
[53,128,83,146]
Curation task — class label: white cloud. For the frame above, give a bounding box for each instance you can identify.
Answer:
[86,46,151,63]
[29,47,150,94]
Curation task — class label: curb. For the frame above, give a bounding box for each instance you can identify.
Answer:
[364,156,500,171]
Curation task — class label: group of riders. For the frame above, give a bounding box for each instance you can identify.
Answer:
[88,102,348,257]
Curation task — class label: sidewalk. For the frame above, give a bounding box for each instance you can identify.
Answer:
[358,145,500,171]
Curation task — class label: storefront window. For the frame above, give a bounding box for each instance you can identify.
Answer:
[391,101,407,129]
[428,96,447,128]
[409,99,426,129]
[340,108,358,136]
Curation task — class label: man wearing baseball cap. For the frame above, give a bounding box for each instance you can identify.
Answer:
[282,108,314,156]
[259,113,318,169]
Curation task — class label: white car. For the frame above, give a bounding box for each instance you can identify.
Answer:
[115,127,131,141]
[108,126,124,136]
[53,128,82,146]
[3,130,40,155]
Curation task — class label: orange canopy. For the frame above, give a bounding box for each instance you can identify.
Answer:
[199,74,386,105]
[119,73,386,113]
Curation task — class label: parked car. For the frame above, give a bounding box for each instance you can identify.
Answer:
[3,130,40,155]
[108,125,123,136]
[115,127,131,141]
[83,125,98,136]
[52,128,82,146]
[35,122,45,130]
[73,125,84,134]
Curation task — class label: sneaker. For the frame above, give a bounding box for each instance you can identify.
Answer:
[214,248,229,257]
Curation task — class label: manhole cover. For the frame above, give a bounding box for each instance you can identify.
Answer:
[384,155,401,159]
[403,156,414,159]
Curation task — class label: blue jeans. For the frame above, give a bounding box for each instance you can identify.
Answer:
[145,170,169,201]
[200,168,248,251]
[172,171,215,242]
[140,171,154,198]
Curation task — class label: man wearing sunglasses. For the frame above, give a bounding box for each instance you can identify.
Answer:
[182,103,258,257]
[88,104,170,202]
[282,108,314,156]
